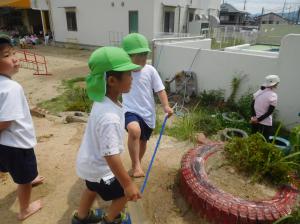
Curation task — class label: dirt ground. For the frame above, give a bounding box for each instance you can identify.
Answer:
[0,46,205,224]
[206,150,277,201]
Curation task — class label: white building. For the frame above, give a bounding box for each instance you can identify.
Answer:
[48,0,221,47]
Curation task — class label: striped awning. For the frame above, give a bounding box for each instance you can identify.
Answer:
[0,0,31,9]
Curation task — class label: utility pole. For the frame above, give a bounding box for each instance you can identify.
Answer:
[243,0,246,11]
[288,6,292,23]
[282,0,286,16]
[297,6,300,24]
[259,7,264,30]
[261,7,264,16]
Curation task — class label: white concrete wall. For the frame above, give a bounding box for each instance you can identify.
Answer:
[277,34,300,126]
[168,38,211,48]
[198,0,220,16]
[31,0,49,10]
[154,35,300,126]
[50,0,154,46]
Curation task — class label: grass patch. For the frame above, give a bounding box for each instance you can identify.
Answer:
[38,77,92,114]
[211,38,245,49]
[154,105,250,142]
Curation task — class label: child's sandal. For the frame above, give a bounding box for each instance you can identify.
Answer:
[71,208,105,224]
[101,212,131,224]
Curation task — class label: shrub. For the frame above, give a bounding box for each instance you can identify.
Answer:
[236,92,253,119]
[224,133,300,185]
[290,125,300,151]
[65,87,92,112]
[198,89,225,107]
[38,77,93,114]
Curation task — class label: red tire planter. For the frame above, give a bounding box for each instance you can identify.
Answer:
[180,144,298,224]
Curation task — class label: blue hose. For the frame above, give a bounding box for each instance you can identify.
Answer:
[140,116,168,194]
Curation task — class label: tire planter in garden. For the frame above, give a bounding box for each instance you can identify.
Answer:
[220,128,248,141]
[180,144,298,224]
[269,136,291,155]
[222,112,244,123]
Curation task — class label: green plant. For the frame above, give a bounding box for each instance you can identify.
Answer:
[227,74,246,109]
[236,92,253,119]
[164,107,225,141]
[224,133,300,185]
[64,77,86,88]
[290,125,300,151]
[211,38,245,49]
[38,77,93,114]
[273,206,300,224]
[198,89,225,107]
[65,87,92,112]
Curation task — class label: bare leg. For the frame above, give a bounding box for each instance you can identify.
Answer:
[17,184,42,220]
[105,197,127,222]
[77,188,97,220]
[127,122,145,178]
[139,140,147,162]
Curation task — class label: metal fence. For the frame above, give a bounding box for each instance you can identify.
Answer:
[211,25,260,46]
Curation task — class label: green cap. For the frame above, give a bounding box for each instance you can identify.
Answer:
[86,46,141,102]
[0,34,12,46]
[121,33,151,55]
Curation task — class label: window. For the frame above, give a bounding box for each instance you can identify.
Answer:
[276,21,280,24]
[65,8,77,31]
[188,9,195,22]
[220,15,229,21]
[164,10,175,32]
[201,23,209,29]
[129,11,139,33]
[229,15,235,21]
[269,21,273,24]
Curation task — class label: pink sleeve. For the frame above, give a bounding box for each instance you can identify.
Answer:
[269,93,278,107]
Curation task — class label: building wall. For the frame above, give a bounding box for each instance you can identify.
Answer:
[31,0,49,10]
[153,34,300,127]
[50,0,220,45]
[50,0,154,46]
[260,14,288,25]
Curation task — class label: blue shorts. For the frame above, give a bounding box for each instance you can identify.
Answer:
[125,112,153,141]
[0,144,38,184]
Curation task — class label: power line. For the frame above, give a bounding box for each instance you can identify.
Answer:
[282,0,287,15]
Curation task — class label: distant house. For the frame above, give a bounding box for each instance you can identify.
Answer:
[257,13,289,25]
[48,0,221,47]
[219,3,248,25]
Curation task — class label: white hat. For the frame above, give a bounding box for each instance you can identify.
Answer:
[263,75,280,87]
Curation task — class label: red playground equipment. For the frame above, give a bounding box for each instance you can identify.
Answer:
[16,50,51,76]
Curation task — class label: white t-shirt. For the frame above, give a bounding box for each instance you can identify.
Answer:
[253,88,278,126]
[76,97,125,182]
[0,75,36,149]
[122,64,165,128]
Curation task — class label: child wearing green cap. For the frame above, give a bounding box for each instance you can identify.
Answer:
[0,34,44,220]
[121,33,173,178]
[72,47,142,224]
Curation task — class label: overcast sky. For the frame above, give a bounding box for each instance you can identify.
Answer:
[224,0,300,14]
